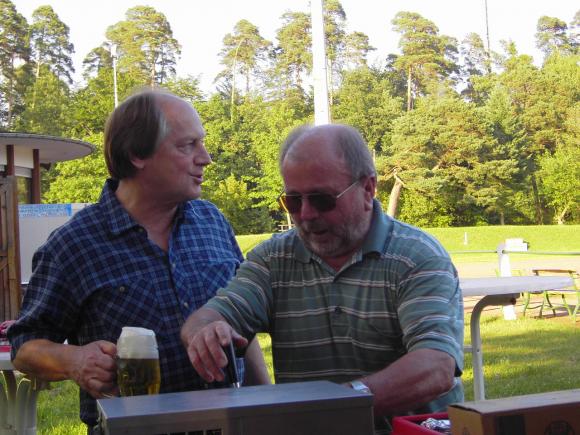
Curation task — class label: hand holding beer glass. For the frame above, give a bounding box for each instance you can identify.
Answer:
[116,327,161,396]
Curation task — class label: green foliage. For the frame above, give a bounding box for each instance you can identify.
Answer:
[0,0,30,129]
[106,6,181,86]
[1,2,578,230]
[29,5,75,84]
[43,133,107,203]
[537,145,580,224]
[205,174,273,235]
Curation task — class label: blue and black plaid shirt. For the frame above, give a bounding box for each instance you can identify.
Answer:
[9,179,243,425]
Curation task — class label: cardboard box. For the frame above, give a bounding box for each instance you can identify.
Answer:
[448,389,580,435]
[392,412,449,434]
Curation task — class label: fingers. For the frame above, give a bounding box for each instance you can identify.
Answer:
[187,321,247,383]
[73,342,118,399]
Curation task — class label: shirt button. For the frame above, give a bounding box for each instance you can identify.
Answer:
[334,306,343,314]
[183,302,189,309]
[172,263,176,269]
[118,286,126,292]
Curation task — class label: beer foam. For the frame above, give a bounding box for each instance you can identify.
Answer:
[117,327,159,359]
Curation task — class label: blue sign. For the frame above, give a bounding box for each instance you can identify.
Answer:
[19,204,72,217]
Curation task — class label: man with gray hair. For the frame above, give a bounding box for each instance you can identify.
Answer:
[9,89,269,433]
[181,123,464,433]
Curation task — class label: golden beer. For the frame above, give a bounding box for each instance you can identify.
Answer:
[117,357,161,396]
[116,326,160,397]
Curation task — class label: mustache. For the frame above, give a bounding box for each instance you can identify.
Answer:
[299,221,328,233]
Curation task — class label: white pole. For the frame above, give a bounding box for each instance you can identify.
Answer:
[310,0,330,125]
[497,241,517,320]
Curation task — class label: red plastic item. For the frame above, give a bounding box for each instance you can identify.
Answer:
[0,344,11,353]
[392,412,449,434]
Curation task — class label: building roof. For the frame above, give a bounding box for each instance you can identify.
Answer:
[0,133,95,164]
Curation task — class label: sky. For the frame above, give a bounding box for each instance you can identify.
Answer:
[14,0,579,94]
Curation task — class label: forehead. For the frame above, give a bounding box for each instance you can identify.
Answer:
[282,132,350,190]
[161,97,205,137]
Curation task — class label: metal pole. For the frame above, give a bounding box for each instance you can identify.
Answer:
[310,0,330,125]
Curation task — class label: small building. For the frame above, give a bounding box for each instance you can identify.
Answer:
[0,132,94,321]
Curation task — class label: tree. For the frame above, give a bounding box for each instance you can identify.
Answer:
[217,19,271,97]
[388,96,516,225]
[0,0,30,128]
[343,31,375,70]
[391,11,458,111]
[459,32,493,102]
[535,16,573,59]
[536,145,580,224]
[322,0,346,96]
[332,67,403,155]
[30,5,75,84]
[17,65,71,136]
[272,11,312,96]
[106,6,181,86]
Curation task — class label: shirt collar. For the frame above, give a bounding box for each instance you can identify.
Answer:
[294,198,392,263]
[361,199,392,255]
[100,179,139,236]
[101,179,189,236]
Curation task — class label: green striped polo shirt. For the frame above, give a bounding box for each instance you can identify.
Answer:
[206,200,464,413]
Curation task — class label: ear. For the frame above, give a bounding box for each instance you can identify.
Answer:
[130,156,146,170]
[362,176,376,211]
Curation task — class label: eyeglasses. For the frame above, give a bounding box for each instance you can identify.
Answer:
[278,180,360,214]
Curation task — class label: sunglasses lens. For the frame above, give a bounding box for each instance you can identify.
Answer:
[280,194,337,213]
[309,194,336,212]
[280,195,301,213]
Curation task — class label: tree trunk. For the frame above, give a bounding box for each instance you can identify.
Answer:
[499,211,505,225]
[530,173,543,224]
[387,173,405,217]
[406,65,413,111]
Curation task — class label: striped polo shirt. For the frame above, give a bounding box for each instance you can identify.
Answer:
[206,199,464,413]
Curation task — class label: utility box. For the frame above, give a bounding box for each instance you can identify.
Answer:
[97,380,374,435]
[504,238,528,252]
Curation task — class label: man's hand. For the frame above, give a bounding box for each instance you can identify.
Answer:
[184,320,248,383]
[69,341,119,399]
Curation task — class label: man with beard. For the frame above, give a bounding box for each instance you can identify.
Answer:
[181,124,464,433]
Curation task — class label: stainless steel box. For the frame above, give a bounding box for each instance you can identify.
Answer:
[97,380,374,435]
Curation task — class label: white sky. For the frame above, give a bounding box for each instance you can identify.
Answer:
[14,0,579,94]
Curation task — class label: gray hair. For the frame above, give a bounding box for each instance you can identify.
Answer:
[279,124,376,181]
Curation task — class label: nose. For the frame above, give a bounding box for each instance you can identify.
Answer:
[297,197,319,221]
[194,142,212,166]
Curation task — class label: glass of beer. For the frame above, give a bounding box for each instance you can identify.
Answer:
[116,326,161,396]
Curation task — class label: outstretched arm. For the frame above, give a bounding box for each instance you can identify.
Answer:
[12,338,118,399]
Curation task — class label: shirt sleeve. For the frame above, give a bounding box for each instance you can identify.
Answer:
[204,240,273,338]
[396,255,464,375]
[8,243,80,357]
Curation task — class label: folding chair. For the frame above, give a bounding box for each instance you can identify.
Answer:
[524,269,579,321]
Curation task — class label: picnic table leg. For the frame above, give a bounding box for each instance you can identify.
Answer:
[470,298,486,401]
[1,370,17,434]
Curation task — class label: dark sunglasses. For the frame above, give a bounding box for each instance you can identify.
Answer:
[278,180,360,214]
